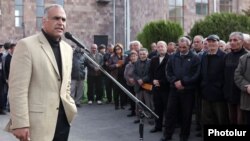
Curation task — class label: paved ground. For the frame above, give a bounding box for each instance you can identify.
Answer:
[0,103,202,141]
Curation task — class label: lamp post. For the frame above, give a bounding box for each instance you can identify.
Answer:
[124,0,130,51]
[113,0,116,45]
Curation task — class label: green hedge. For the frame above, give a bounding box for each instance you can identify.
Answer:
[137,20,183,50]
[189,13,250,41]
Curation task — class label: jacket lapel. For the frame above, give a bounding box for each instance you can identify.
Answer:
[38,33,60,78]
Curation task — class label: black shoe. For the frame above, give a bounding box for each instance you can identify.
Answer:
[0,110,6,115]
[159,136,171,141]
[127,113,135,117]
[150,128,162,133]
[76,104,81,108]
[134,119,140,124]
[121,106,125,110]
[148,120,154,125]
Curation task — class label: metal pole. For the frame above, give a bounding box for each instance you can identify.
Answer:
[65,32,159,141]
[213,0,217,13]
[126,0,130,52]
[113,0,116,45]
[124,0,127,51]
[81,51,158,119]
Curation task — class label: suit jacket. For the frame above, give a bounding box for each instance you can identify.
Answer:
[235,52,250,110]
[6,32,77,141]
[149,54,170,91]
[166,51,200,90]
[86,52,103,76]
[133,59,151,93]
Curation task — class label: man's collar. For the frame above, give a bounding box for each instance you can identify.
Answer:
[180,51,189,56]
[42,29,61,44]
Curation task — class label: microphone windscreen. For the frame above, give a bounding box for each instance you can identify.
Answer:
[64,32,72,39]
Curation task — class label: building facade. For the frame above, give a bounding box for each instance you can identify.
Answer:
[0,0,249,49]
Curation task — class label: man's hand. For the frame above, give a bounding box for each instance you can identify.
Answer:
[153,80,160,87]
[174,80,184,90]
[115,63,121,68]
[128,78,135,85]
[12,127,30,141]
[245,85,250,94]
[137,79,143,86]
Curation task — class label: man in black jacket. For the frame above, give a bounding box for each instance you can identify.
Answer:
[200,34,229,126]
[0,45,5,114]
[161,36,200,141]
[149,41,170,133]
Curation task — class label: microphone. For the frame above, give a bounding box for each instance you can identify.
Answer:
[64,32,89,53]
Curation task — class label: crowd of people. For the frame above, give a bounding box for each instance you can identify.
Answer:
[1,4,250,141]
[0,42,16,115]
[70,32,250,141]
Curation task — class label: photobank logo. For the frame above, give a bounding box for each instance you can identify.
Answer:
[208,129,247,136]
[204,125,250,141]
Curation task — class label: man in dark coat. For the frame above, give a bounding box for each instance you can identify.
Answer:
[149,41,170,133]
[161,36,200,141]
[71,46,86,107]
[200,34,229,127]
[224,32,247,124]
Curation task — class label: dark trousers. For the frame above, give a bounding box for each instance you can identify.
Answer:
[113,77,126,108]
[0,81,4,110]
[202,99,229,125]
[2,83,8,110]
[194,88,202,128]
[245,110,250,125]
[127,86,136,113]
[152,87,168,130]
[228,103,243,124]
[87,75,103,101]
[53,101,70,141]
[104,75,113,103]
[164,89,195,139]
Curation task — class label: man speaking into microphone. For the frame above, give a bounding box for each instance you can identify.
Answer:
[5,4,77,141]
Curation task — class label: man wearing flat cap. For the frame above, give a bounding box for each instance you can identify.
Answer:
[206,34,220,41]
[200,34,229,128]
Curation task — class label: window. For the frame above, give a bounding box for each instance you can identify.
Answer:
[15,0,24,27]
[196,0,208,15]
[220,0,232,12]
[168,0,184,27]
[36,0,44,30]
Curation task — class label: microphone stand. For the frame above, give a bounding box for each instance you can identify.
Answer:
[65,32,158,141]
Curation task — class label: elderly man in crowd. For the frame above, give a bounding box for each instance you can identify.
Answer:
[235,45,250,125]
[133,48,153,124]
[86,44,104,105]
[161,36,200,141]
[149,41,170,133]
[200,34,229,128]
[224,32,247,124]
